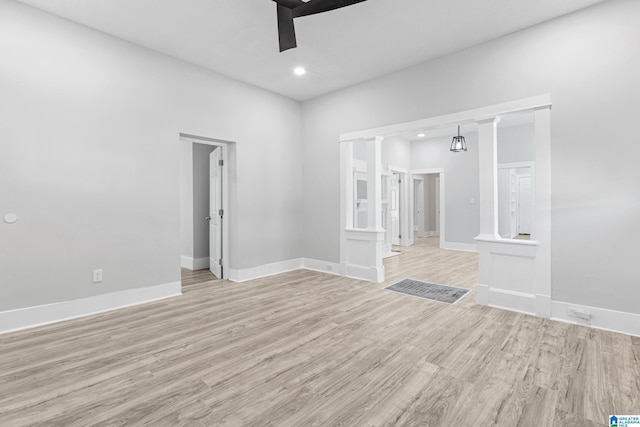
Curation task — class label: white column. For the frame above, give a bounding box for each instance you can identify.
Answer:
[339,140,354,273]
[476,117,500,240]
[341,137,385,283]
[534,106,552,318]
[366,136,384,231]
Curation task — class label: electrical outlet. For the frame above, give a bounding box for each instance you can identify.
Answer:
[567,307,591,320]
[92,269,103,283]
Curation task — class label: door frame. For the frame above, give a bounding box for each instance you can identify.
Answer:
[410,168,445,249]
[498,161,534,239]
[180,133,231,280]
[413,176,424,235]
[388,165,413,247]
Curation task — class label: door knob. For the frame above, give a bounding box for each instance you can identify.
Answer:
[205,216,211,221]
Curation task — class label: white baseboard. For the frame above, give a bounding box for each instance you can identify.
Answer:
[477,289,640,337]
[476,284,489,305]
[301,258,343,276]
[442,242,478,252]
[228,258,303,282]
[227,258,353,283]
[382,251,401,259]
[535,294,551,318]
[180,255,192,269]
[0,281,182,335]
[486,288,536,315]
[551,300,640,337]
[345,263,384,283]
[181,256,209,270]
[194,257,210,270]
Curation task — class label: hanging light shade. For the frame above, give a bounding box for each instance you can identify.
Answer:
[450,125,467,152]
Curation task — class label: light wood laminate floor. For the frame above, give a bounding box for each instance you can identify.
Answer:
[1,237,639,426]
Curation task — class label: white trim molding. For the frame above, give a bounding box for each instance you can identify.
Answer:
[0,282,182,335]
[442,242,478,252]
[228,259,303,282]
[487,288,536,315]
[180,256,210,270]
[339,95,552,142]
[301,258,344,276]
[227,258,346,282]
[551,301,640,338]
[194,257,210,270]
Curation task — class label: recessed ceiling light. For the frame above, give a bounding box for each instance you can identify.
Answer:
[293,67,306,76]
[417,133,426,138]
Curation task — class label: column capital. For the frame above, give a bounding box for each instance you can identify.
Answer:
[476,116,501,125]
[363,135,385,143]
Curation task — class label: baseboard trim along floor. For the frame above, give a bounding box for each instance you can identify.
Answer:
[0,281,182,335]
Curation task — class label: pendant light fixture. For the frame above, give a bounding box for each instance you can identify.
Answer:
[450,125,467,152]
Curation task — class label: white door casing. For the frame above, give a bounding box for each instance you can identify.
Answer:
[209,147,223,278]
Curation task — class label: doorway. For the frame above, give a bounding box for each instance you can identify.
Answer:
[413,177,424,235]
[411,170,445,249]
[497,162,534,240]
[384,169,412,248]
[179,134,232,280]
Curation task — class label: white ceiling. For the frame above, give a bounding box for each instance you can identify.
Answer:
[17,0,606,101]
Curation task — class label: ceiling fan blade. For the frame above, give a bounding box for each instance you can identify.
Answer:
[272,0,305,8]
[277,4,297,52]
[293,0,368,18]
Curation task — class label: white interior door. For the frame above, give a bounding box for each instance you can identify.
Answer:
[209,148,223,278]
[390,173,400,245]
[517,174,532,235]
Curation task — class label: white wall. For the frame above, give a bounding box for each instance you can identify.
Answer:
[180,142,194,260]
[498,123,534,164]
[382,136,411,170]
[0,0,302,312]
[301,0,640,315]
